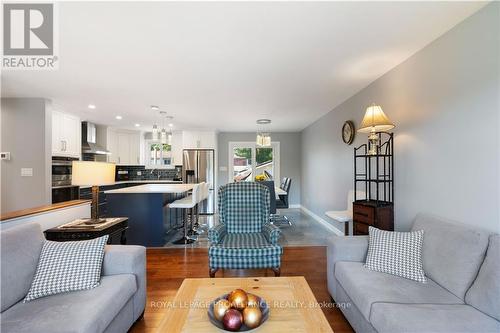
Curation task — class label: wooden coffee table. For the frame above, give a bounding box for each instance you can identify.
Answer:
[157,276,333,332]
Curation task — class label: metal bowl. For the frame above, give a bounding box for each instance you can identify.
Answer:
[207,293,270,332]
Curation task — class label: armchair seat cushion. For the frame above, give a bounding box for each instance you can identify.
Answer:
[0,274,136,333]
[209,233,283,258]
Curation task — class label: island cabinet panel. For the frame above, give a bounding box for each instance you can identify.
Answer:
[79,183,131,218]
[106,192,185,247]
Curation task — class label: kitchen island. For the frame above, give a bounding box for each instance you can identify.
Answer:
[105,184,195,246]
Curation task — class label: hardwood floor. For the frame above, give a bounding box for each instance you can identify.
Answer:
[130,246,353,333]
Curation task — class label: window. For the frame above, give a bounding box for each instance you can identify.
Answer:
[145,141,172,168]
[229,142,280,183]
[232,146,253,181]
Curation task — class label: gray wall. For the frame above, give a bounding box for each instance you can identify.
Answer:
[1,98,52,213]
[217,132,301,205]
[301,3,499,233]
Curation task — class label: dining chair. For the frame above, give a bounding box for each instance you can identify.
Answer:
[275,178,292,225]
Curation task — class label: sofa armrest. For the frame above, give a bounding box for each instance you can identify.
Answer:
[262,223,281,245]
[102,245,146,321]
[327,236,368,300]
[208,224,227,245]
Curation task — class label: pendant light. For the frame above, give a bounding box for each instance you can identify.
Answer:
[160,128,167,144]
[151,105,160,141]
[256,119,272,147]
[152,124,159,141]
[167,131,172,145]
[159,111,167,144]
[166,116,173,145]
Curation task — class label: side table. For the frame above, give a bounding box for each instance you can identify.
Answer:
[45,217,128,244]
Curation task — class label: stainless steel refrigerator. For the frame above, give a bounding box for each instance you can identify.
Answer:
[183,149,215,214]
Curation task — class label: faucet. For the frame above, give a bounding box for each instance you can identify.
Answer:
[150,168,161,180]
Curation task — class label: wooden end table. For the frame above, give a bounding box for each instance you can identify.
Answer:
[45,217,128,244]
[157,276,333,332]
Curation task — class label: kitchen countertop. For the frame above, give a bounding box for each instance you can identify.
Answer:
[104,183,195,194]
[79,180,183,189]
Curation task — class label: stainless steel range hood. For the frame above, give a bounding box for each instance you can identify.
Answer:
[81,122,110,155]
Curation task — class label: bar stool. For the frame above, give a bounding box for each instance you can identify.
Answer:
[200,182,209,220]
[325,190,365,236]
[189,182,206,235]
[171,184,200,244]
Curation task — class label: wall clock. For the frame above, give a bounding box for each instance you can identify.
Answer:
[342,121,355,145]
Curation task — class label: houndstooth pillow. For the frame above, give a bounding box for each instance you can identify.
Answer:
[365,227,426,283]
[24,235,108,302]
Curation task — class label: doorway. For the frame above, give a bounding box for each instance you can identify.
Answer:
[228,142,280,183]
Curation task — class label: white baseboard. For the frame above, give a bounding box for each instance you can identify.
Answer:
[299,205,344,236]
[289,204,301,209]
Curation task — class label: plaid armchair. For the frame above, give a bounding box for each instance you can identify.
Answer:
[208,182,283,277]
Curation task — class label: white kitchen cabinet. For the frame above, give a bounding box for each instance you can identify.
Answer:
[106,129,119,164]
[52,111,81,158]
[117,133,130,165]
[182,131,217,149]
[171,131,183,165]
[106,128,141,165]
[129,134,141,165]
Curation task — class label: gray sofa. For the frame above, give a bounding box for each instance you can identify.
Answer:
[327,213,500,333]
[0,223,146,333]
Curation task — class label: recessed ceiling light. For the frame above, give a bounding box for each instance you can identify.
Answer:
[134,123,140,127]
[115,115,122,120]
[88,104,96,109]
[151,105,159,111]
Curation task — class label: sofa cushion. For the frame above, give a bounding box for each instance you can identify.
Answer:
[24,235,108,302]
[465,234,500,321]
[0,274,136,333]
[335,261,462,321]
[370,303,500,333]
[365,227,426,282]
[411,213,490,299]
[0,223,44,312]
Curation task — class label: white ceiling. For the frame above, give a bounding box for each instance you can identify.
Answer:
[1,1,485,132]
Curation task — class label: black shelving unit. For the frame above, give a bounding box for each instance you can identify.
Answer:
[352,132,394,234]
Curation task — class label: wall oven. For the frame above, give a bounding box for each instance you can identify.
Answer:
[52,157,80,203]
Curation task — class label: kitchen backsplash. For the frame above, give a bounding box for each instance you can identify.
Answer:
[115,165,182,181]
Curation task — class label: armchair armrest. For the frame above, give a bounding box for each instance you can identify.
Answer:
[326,236,368,300]
[102,245,146,321]
[262,223,281,245]
[208,224,227,245]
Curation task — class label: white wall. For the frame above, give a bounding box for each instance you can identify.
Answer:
[1,98,52,214]
[301,3,499,233]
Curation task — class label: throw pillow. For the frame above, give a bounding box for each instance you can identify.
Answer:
[24,235,108,302]
[365,226,426,283]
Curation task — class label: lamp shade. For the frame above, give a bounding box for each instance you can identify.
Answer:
[358,104,395,133]
[256,133,271,147]
[72,161,115,186]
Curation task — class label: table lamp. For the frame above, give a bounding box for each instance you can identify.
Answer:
[72,161,116,224]
[358,104,395,155]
